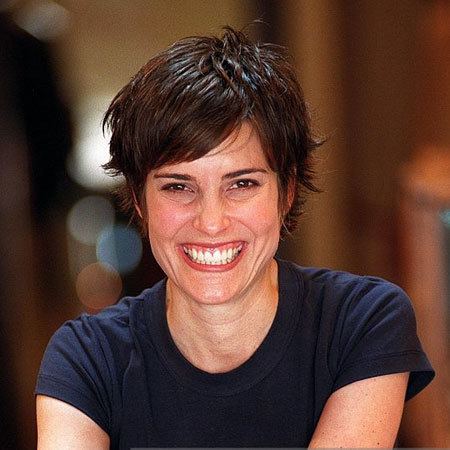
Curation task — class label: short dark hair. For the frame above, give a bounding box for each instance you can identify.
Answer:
[103,26,322,236]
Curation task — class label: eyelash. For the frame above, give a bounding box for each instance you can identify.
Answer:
[161,179,260,193]
[229,179,260,190]
[161,183,192,192]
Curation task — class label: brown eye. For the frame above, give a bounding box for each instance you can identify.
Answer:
[231,179,259,189]
[162,183,190,192]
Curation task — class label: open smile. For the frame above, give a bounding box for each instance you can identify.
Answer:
[181,242,244,267]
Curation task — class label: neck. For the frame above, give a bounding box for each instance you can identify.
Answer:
[166,259,279,373]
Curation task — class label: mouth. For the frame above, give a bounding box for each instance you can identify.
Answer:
[181,242,244,266]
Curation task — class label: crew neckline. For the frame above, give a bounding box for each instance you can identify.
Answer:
[143,258,303,396]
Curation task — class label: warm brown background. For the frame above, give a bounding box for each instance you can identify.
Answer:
[0,1,449,448]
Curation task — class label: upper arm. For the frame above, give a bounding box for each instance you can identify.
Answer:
[36,317,116,443]
[309,372,409,448]
[37,395,110,450]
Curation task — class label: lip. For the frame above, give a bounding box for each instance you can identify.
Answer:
[177,241,247,272]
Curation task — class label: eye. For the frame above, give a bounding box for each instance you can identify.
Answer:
[230,179,260,190]
[161,183,192,192]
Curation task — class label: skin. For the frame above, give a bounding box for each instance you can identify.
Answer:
[36,123,409,448]
[309,373,409,447]
[144,123,281,372]
[36,395,110,449]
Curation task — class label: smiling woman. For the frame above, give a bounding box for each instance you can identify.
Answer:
[35,27,434,449]
[145,124,280,310]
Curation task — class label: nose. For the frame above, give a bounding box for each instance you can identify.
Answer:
[192,194,231,236]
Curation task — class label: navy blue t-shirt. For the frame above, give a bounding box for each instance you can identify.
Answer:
[35,259,434,448]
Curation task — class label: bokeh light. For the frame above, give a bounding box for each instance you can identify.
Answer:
[67,195,115,245]
[441,210,450,228]
[67,95,123,190]
[14,0,70,41]
[75,262,122,311]
[96,224,143,274]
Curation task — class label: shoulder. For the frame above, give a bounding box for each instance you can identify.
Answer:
[44,280,166,371]
[285,256,420,349]
[279,258,412,316]
[36,281,165,434]
[50,291,144,354]
[278,260,434,399]
[49,282,162,352]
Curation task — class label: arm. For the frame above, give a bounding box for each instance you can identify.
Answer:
[36,395,110,450]
[309,372,409,448]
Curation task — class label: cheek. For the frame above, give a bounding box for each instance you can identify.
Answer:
[236,193,280,234]
[146,197,191,239]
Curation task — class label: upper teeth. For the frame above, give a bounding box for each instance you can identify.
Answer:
[183,245,243,265]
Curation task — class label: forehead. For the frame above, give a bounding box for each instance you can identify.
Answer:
[153,123,272,176]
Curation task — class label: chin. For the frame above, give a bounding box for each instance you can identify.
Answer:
[188,286,237,305]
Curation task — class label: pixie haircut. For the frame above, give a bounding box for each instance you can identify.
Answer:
[103,26,321,235]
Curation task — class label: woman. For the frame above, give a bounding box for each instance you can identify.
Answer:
[36,27,434,448]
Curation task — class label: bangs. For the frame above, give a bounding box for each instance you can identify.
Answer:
[145,96,247,170]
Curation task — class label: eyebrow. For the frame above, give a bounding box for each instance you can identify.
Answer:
[153,168,269,181]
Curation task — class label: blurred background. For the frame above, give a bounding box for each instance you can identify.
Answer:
[0,0,449,447]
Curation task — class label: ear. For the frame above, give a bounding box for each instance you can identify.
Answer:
[286,175,296,212]
[131,189,143,219]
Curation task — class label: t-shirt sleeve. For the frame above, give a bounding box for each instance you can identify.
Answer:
[331,279,434,400]
[35,315,113,434]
